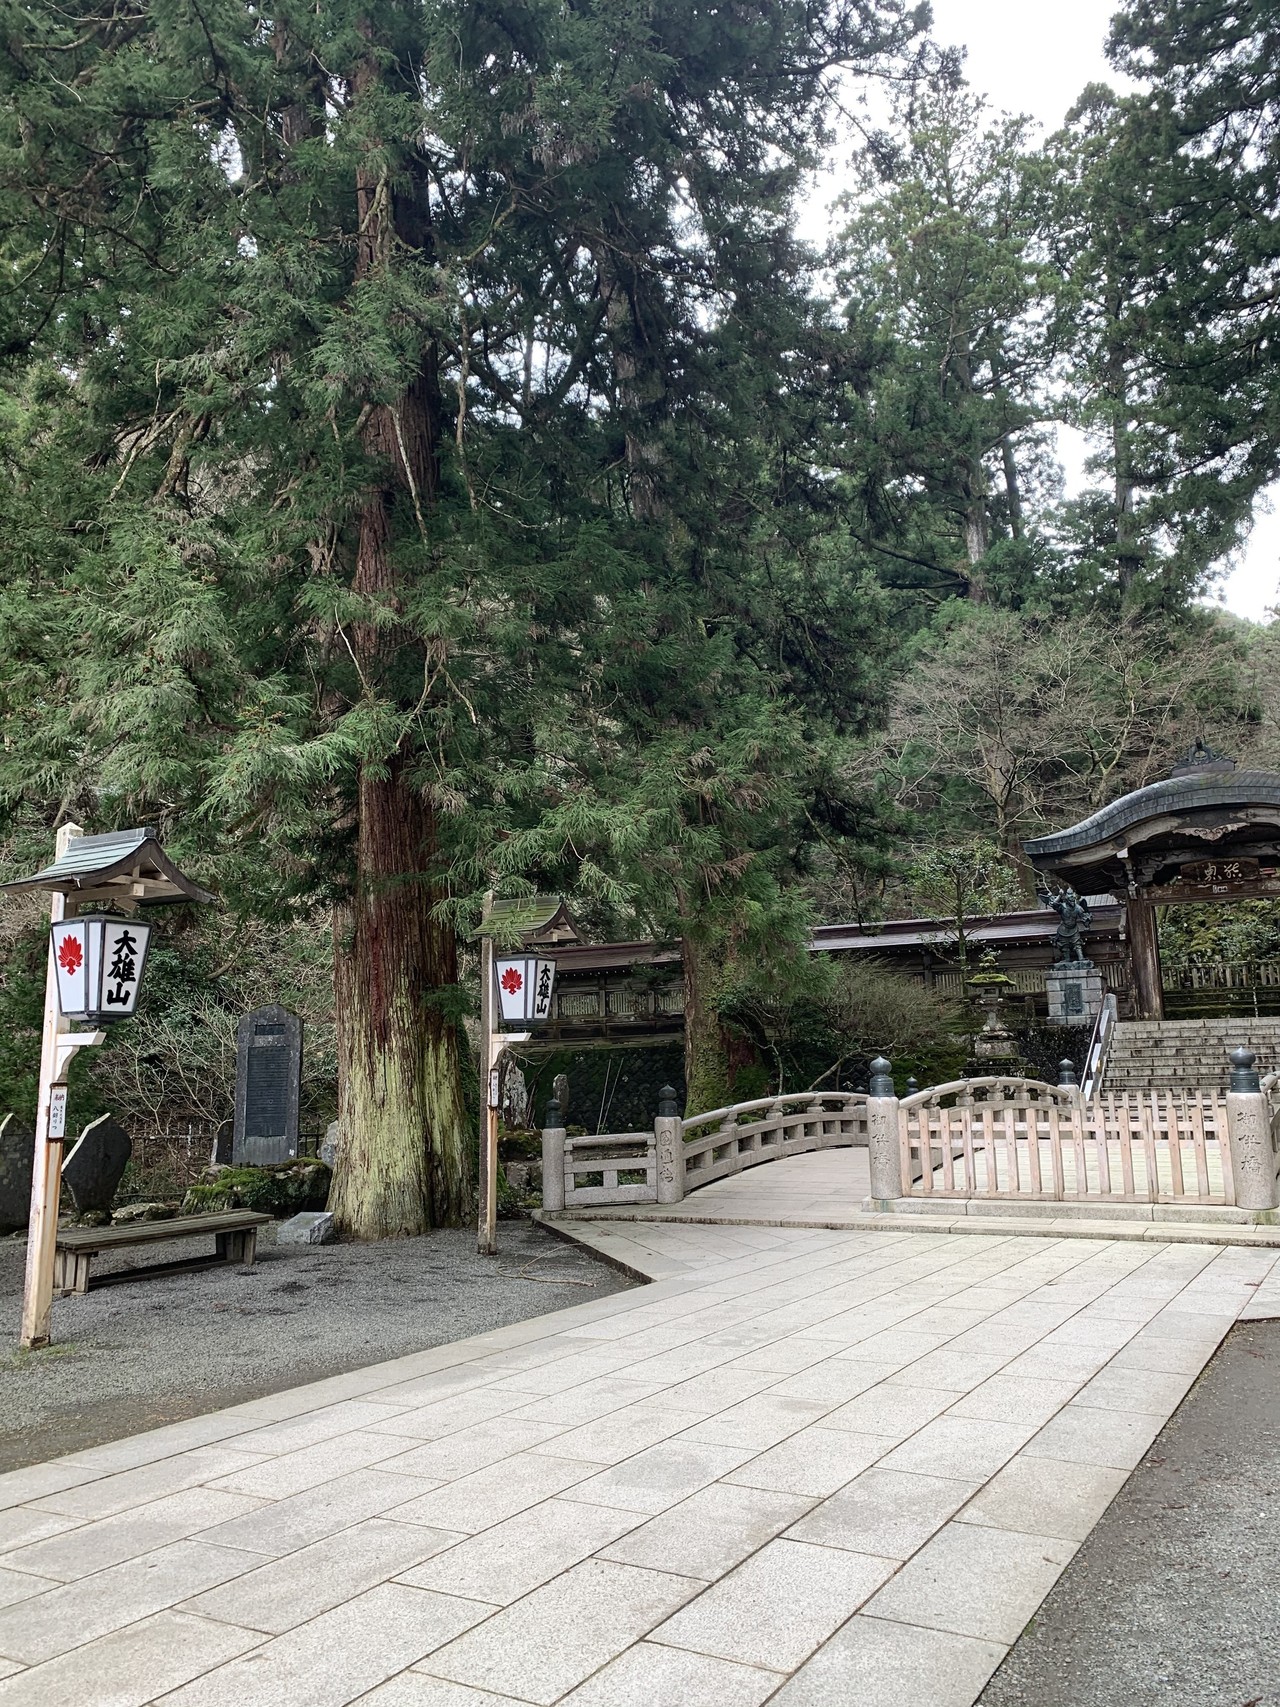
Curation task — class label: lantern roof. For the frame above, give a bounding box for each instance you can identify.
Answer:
[0,827,215,907]
[476,894,580,945]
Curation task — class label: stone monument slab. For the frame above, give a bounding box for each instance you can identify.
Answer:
[319,1119,339,1169]
[234,1005,302,1166]
[0,1113,34,1233]
[61,1114,132,1216]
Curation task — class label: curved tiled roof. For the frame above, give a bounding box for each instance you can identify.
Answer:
[1024,771,1280,860]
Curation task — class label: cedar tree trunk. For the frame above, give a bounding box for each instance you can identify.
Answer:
[328,107,472,1236]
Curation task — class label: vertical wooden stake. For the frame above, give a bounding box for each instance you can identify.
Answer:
[477,896,499,1255]
[20,823,81,1351]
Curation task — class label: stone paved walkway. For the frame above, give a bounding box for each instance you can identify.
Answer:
[0,1205,1277,1705]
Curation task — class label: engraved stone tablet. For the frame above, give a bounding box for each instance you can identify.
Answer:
[234,1005,302,1165]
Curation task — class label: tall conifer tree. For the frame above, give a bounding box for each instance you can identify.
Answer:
[0,1,927,1216]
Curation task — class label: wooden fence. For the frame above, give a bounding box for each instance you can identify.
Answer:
[898,1077,1232,1206]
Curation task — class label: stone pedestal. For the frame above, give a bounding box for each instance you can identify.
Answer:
[1045,962,1105,1026]
[540,1124,566,1213]
[866,1096,901,1206]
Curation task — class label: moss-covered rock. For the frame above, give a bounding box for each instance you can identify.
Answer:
[112,1200,180,1223]
[180,1159,331,1218]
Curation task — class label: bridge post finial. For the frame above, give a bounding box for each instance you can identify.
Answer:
[1057,1058,1079,1089]
[1229,1046,1260,1094]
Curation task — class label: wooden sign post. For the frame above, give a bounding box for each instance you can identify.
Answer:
[475,896,556,1257]
[3,823,214,1349]
[21,826,106,1350]
[477,909,500,1256]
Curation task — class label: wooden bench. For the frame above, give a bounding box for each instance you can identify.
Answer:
[53,1211,272,1295]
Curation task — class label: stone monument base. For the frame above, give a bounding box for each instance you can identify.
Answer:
[1046,962,1105,1026]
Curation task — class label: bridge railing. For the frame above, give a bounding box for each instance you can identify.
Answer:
[541,1086,868,1211]
[539,1043,1280,1216]
[680,1093,868,1194]
[559,1132,657,1208]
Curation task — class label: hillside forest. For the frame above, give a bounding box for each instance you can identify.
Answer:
[1,0,1279,1232]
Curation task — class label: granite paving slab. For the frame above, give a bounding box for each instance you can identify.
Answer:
[0,1190,1275,1707]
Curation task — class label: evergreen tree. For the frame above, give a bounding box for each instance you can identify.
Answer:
[834,85,1062,607]
[0,1,928,1213]
[1048,2,1280,606]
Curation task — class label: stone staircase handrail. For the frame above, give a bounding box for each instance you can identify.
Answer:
[1081,991,1118,1100]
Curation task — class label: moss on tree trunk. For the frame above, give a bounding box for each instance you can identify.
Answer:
[329,764,472,1236]
[681,933,734,1115]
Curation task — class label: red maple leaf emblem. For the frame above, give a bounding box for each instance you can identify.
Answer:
[500,967,523,995]
[57,935,83,974]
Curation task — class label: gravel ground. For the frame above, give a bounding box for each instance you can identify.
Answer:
[0,1219,633,1473]
[980,1319,1280,1707]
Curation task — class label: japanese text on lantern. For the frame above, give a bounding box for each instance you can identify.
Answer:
[105,929,139,1006]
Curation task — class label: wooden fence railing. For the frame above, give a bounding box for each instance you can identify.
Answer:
[898,1077,1232,1206]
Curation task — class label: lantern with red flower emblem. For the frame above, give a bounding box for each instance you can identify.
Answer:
[49,916,154,1021]
[493,954,557,1024]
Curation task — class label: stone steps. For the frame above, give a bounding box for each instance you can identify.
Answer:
[1102,1016,1280,1090]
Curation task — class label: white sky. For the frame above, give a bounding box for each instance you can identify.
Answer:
[823,0,1280,623]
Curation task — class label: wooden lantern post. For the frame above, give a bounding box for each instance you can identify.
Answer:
[477,906,500,1256]
[21,825,105,1349]
[475,897,558,1256]
[2,824,214,1349]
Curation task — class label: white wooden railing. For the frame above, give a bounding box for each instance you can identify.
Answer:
[898,1077,1232,1206]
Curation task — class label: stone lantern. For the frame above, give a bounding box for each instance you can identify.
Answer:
[968,949,1020,1061]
